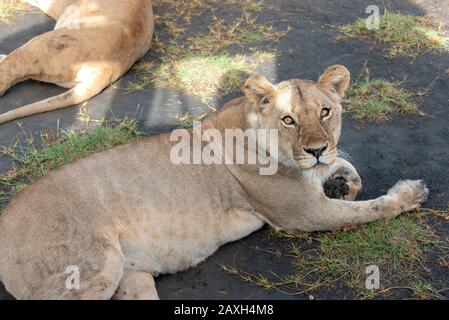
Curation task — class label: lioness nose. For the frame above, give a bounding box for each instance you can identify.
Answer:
[304,145,327,159]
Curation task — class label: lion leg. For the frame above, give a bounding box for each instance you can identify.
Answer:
[0,28,82,98]
[28,242,125,300]
[304,180,428,232]
[0,39,59,98]
[54,4,81,30]
[0,28,115,124]
[113,271,159,300]
[0,49,34,97]
[324,157,362,201]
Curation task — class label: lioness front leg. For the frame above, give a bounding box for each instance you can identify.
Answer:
[305,179,428,231]
[324,158,362,201]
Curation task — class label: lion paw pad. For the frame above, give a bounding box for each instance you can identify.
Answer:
[324,176,350,199]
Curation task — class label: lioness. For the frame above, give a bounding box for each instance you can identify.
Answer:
[0,65,428,300]
[0,0,154,124]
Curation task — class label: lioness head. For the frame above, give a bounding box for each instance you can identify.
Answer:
[244,65,350,170]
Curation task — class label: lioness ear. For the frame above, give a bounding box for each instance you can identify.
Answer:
[318,65,350,98]
[244,75,276,106]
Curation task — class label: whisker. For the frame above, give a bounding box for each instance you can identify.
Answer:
[337,149,352,160]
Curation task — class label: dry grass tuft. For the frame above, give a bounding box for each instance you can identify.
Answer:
[344,78,419,123]
[129,0,289,101]
[335,11,448,59]
[0,0,28,23]
[223,212,448,299]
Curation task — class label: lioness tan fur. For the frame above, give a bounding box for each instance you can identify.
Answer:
[0,66,428,300]
[0,0,154,124]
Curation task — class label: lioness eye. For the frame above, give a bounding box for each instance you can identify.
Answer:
[282,116,295,126]
[261,97,270,105]
[321,108,331,118]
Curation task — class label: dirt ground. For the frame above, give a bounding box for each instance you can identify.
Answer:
[0,0,448,299]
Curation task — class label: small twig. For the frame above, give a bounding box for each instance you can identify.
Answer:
[354,60,369,85]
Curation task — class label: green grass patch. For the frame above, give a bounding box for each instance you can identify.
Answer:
[336,12,448,59]
[223,213,448,299]
[159,54,248,97]
[0,119,143,209]
[0,0,27,23]
[134,53,273,101]
[132,51,275,101]
[129,0,288,101]
[344,79,419,123]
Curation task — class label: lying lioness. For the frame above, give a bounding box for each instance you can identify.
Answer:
[0,65,428,299]
[0,0,154,124]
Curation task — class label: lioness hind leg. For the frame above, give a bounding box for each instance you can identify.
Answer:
[0,27,115,124]
[28,243,125,300]
[324,158,362,201]
[0,54,12,97]
[54,4,81,30]
[0,28,82,98]
[113,271,159,300]
[0,48,40,97]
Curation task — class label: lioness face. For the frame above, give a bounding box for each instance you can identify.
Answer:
[244,65,350,170]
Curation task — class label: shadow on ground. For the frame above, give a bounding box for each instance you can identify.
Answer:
[0,0,448,299]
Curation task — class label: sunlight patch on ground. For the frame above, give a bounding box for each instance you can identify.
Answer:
[136,52,275,101]
[130,0,288,103]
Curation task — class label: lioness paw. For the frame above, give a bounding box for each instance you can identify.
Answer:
[324,176,350,199]
[387,179,429,213]
[324,171,362,201]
